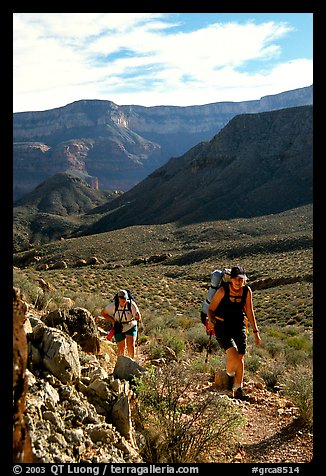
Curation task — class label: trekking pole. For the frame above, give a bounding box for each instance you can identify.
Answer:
[205,331,212,365]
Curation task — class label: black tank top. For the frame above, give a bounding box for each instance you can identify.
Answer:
[215,283,248,327]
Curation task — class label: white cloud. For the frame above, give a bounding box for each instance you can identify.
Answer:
[13,13,313,112]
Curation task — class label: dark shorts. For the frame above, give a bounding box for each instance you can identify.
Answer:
[214,321,247,355]
[114,324,138,343]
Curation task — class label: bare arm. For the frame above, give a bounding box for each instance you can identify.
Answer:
[100,308,115,325]
[245,287,261,345]
[131,302,141,321]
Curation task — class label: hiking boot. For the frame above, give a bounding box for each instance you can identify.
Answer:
[227,374,235,391]
[233,387,250,401]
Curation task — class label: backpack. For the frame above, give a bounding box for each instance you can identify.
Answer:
[201,268,231,328]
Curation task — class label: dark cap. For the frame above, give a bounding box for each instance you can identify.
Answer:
[230,266,247,279]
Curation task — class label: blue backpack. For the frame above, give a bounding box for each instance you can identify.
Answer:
[200,268,231,325]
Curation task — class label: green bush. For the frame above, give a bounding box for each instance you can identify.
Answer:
[245,353,263,373]
[185,325,218,352]
[147,339,166,360]
[13,269,42,306]
[132,362,244,463]
[71,292,104,316]
[263,337,285,358]
[160,328,186,357]
[259,360,286,390]
[285,335,311,351]
[280,364,313,426]
[284,348,311,366]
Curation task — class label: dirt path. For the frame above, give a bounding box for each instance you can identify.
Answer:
[102,337,313,464]
[141,357,312,463]
[198,377,313,464]
[231,388,313,463]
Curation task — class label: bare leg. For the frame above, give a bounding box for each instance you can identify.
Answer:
[234,354,245,387]
[117,339,126,356]
[126,334,136,359]
[225,347,244,387]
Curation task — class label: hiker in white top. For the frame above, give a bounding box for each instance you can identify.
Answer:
[101,289,141,358]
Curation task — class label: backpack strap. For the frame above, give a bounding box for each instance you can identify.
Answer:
[114,294,128,321]
[115,304,128,322]
[126,290,134,312]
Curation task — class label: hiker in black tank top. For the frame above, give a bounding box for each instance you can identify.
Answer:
[216,283,249,328]
[207,265,261,400]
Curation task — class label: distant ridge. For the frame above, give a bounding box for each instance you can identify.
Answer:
[79,105,312,235]
[13,85,312,201]
[14,172,113,215]
[13,172,121,250]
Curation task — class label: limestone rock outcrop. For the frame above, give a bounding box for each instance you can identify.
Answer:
[14,296,148,463]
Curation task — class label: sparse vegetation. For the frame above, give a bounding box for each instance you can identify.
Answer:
[132,363,245,462]
[280,363,313,426]
[13,205,313,462]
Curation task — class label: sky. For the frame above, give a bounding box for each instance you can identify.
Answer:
[12,12,313,113]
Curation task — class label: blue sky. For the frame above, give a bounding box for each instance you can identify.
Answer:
[13,13,313,113]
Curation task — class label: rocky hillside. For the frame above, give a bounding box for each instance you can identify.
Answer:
[13,288,145,463]
[13,85,312,200]
[78,105,312,235]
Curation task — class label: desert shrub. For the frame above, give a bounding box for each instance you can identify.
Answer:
[245,353,263,374]
[263,336,285,358]
[285,335,311,351]
[147,339,165,360]
[12,273,57,312]
[280,363,313,426]
[188,348,224,374]
[32,290,61,312]
[283,347,311,366]
[13,269,42,306]
[143,314,170,334]
[266,326,288,340]
[177,315,195,329]
[138,334,149,345]
[185,325,218,352]
[259,359,287,390]
[132,362,244,463]
[160,328,186,357]
[70,292,104,316]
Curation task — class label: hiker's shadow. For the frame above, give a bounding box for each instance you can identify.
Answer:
[240,419,310,459]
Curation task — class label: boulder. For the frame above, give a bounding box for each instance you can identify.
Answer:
[43,307,100,354]
[113,355,147,381]
[41,327,81,384]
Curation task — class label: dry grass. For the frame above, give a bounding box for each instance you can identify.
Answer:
[14,205,313,322]
[13,204,313,427]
